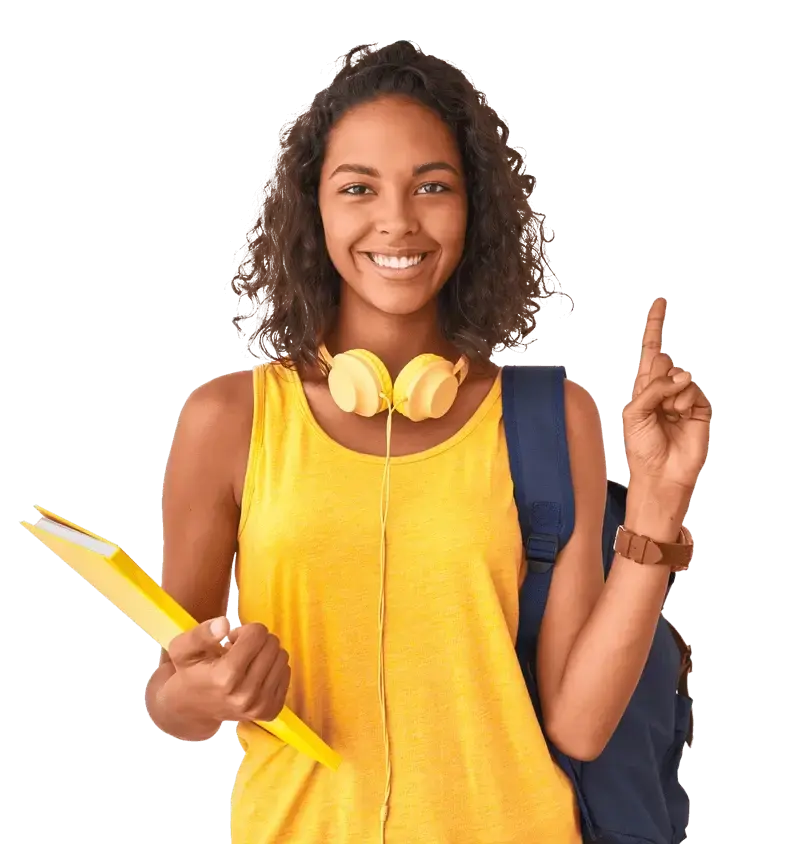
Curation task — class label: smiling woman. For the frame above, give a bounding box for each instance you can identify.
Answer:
[146,40,585,844]
[144,38,709,844]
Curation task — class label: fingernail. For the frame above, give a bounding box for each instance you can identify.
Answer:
[209,617,226,638]
[672,372,690,384]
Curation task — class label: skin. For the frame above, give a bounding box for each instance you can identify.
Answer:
[145,94,707,762]
[541,311,709,757]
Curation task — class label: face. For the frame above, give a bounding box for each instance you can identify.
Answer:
[318,95,468,319]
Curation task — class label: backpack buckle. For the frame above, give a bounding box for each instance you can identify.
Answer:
[526,532,559,573]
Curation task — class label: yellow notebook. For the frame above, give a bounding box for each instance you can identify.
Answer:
[20,505,341,771]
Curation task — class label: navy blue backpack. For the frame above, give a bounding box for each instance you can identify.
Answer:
[502,365,694,844]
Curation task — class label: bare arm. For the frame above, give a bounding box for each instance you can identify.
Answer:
[145,371,253,741]
[534,379,606,758]
[536,379,687,761]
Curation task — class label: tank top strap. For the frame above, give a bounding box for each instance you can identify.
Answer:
[238,361,299,541]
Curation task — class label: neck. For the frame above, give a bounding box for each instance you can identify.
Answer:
[323,299,463,382]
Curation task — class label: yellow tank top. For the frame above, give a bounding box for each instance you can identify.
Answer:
[231,362,581,844]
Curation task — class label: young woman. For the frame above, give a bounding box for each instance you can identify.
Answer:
[144,41,711,844]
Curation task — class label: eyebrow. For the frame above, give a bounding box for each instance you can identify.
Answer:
[328,161,460,180]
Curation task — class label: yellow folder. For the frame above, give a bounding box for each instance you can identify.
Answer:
[20,505,341,771]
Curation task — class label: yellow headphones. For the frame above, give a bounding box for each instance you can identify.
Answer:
[318,343,470,421]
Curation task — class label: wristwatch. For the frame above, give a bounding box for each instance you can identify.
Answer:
[613,524,693,572]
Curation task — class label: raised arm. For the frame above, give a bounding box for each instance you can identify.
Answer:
[536,299,710,761]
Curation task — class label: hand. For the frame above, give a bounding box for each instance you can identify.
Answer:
[162,617,291,726]
[622,298,712,493]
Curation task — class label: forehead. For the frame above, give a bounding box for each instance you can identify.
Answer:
[323,96,460,171]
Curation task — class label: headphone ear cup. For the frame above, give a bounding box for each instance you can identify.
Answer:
[327,349,393,417]
[394,354,463,422]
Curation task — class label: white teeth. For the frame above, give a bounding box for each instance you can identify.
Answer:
[368,253,426,269]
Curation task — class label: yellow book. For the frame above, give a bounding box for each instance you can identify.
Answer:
[20,505,341,772]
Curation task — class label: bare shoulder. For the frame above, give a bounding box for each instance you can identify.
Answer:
[563,378,600,423]
[185,368,254,418]
[562,377,605,499]
[181,370,254,454]
[181,368,255,507]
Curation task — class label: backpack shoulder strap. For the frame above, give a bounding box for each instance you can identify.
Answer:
[503,365,597,837]
[502,364,575,569]
[502,365,575,655]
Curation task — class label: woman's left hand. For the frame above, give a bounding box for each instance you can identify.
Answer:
[622,298,712,494]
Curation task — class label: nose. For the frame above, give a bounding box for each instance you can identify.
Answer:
[373,189,420,236]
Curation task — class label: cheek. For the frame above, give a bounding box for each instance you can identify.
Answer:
[427,202,467,247]
[321,204,362,259]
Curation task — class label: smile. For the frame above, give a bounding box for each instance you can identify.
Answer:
[366,252,428,269]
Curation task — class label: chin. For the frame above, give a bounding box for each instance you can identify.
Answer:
[363,288,438,317]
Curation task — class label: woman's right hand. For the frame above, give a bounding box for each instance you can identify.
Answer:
[161,617,291,726]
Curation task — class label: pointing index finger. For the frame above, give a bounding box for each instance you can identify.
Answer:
[638,296,668,375]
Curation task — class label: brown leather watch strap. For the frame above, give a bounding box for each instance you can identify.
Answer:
[613,524,693,571]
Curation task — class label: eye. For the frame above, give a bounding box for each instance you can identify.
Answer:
[419,182,450,193]
[340,185,369,196]
[339,182,451,197]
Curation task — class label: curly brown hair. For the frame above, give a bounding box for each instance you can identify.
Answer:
[231,40,569,371]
